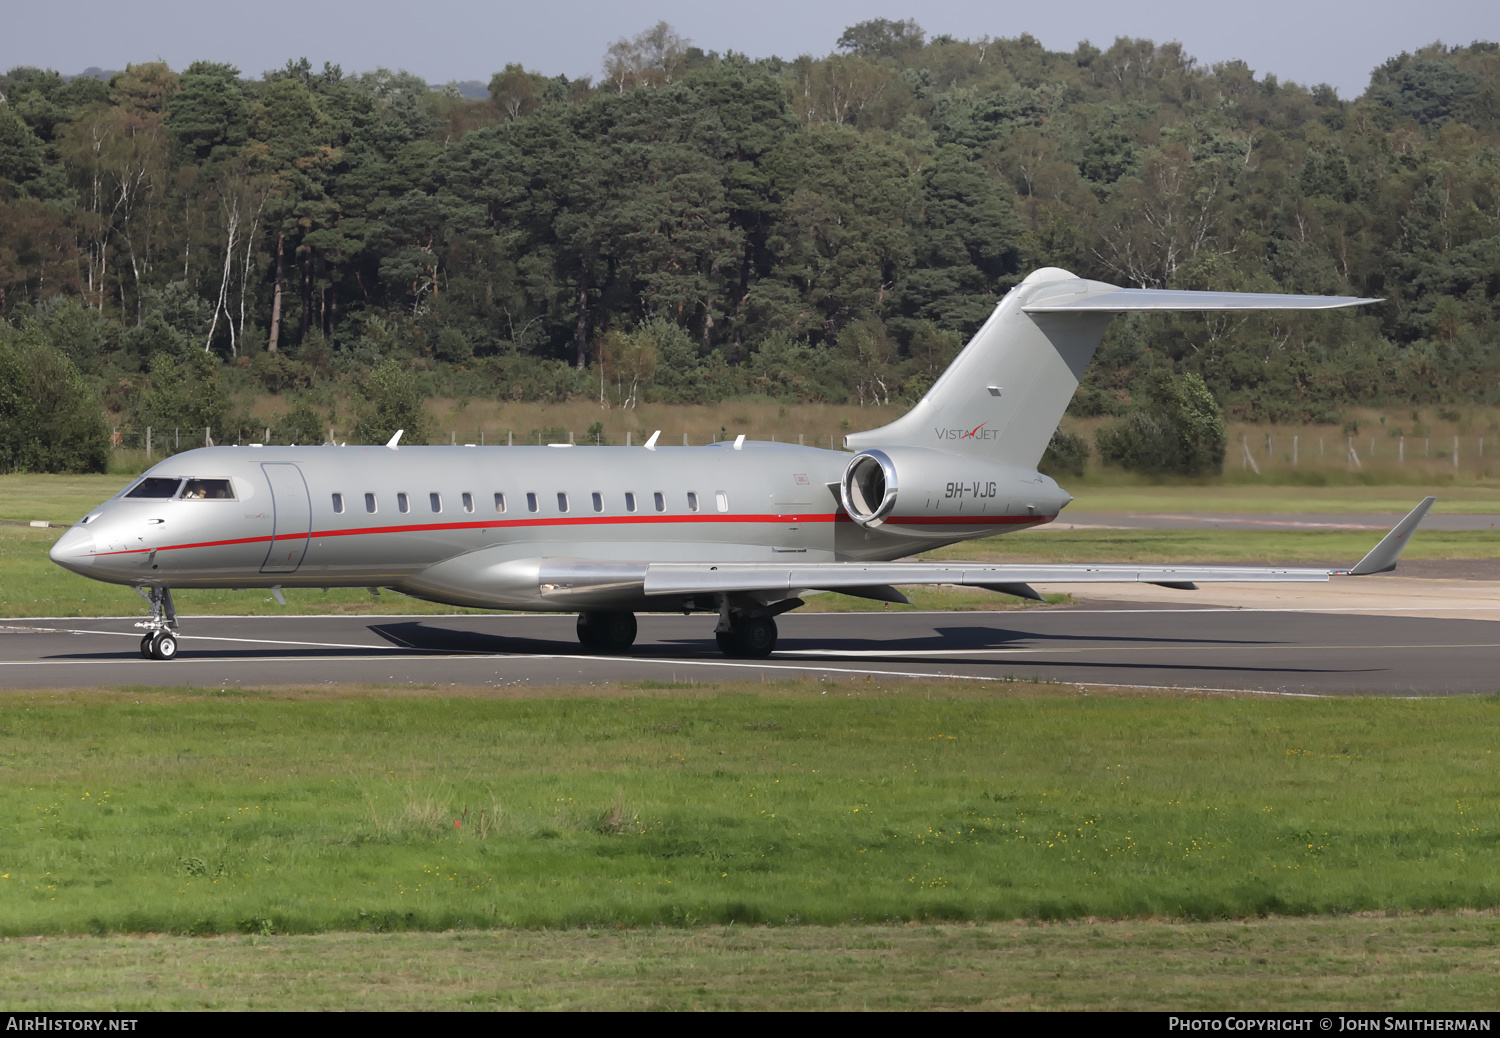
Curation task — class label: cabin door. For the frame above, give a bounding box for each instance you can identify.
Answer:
[260,462,311,574]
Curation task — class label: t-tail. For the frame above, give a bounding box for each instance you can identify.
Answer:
[844,267,1378,468]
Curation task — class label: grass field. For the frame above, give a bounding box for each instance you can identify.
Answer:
[6,913,1500,1010]
[2,683,1497,941]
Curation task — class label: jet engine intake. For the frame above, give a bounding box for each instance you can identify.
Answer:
[840,449,899,527]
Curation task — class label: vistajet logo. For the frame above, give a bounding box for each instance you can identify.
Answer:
[935,421,998,442]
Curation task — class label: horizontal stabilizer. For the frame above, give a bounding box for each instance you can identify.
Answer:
[1023,289,1380,313]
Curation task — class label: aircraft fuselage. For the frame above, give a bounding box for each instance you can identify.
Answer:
[49,440,1067,612]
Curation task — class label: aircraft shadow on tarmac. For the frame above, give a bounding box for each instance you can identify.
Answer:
[358,620,1365,677]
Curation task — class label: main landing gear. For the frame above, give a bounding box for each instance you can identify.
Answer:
[135,586,181,661]
[715,615,777,658]
[576,610,638,653]
[574,605,782,658]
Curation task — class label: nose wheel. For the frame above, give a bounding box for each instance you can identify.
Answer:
[134,587,181,661]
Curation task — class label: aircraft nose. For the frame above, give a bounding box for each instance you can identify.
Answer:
[48,524,96,574]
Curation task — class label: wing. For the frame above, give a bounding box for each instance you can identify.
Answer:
[634,498,1435,600]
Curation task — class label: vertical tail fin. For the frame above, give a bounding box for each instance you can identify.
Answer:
[845,268,1113,467]
[844,268,1379,469]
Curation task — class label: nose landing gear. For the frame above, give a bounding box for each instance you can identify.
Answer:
[135,587,181,661]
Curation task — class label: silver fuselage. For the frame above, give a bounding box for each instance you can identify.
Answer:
[49,441,1066,611]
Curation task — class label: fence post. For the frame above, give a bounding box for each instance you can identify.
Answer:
[626,432,632,447]
[682,432,688,446]
[1293,435,1298,466]
[1241,437,1260,474]
[146,426,151,459]
[205,426,212,448]
[508,431,513,447]
[1399,435,1404,463]
[1454,436,1459,470]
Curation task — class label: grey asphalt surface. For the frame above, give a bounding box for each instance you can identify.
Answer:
[1,607,1496,696]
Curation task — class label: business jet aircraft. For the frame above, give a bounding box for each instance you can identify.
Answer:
[49,267,1432,661]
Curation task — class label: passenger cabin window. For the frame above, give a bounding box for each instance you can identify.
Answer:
[181,478,235,500]
[653,492,665,512]
[557,492,569,513]
[332,493,344,514]
[526,493,538,513]
[494,492,506,513]
[397,493,410,514]
[365,493,377,513]
[462,492,474,513]
[715,491,729,512]
[591,492,603,512]
[126,477,181,499]
[429,492,442,513]
[624,492,637,513]
[686,491,699,512]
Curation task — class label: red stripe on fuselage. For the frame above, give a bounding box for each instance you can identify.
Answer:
[83,511,1055,558]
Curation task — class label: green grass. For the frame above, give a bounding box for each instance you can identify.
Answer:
[1065,482,1500,514]
[6,914,1500,1010]
[2,683,1497,939]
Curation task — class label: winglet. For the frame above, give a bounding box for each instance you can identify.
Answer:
[733,434,745,451]
[1345,497,1435,575]
[643,430,660,451]
[385,429,403,450]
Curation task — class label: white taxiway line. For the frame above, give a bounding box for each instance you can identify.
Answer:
[0,626,410,652]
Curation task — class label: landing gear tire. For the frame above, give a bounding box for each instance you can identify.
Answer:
[718,616,777,658]
[140,634,155,659]
[576,611,638,653]
[147,631,178,661]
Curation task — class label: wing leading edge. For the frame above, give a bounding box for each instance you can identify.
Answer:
[633,497,1436,599]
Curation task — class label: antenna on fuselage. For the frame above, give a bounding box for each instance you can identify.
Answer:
[643,430,660,451]
[386,430,403,450]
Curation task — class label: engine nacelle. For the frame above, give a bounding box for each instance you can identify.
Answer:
[839,446,1070,537]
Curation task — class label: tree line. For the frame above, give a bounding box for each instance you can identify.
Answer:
[0,19,1497,470]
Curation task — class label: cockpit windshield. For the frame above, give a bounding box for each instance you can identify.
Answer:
[125,477,183,499]
[181,478,235,500]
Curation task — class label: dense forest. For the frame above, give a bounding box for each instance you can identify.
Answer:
[1,20,1498,467]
